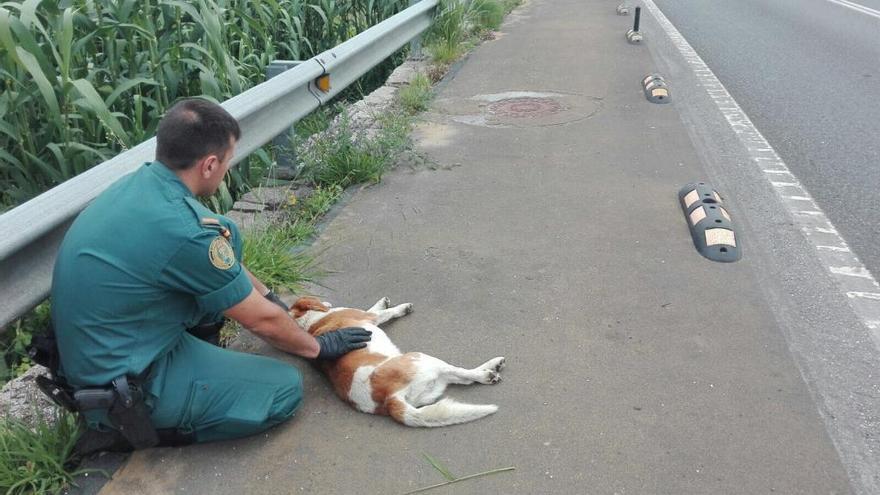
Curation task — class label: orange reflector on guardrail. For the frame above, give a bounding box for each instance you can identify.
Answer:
[315,75,331,93]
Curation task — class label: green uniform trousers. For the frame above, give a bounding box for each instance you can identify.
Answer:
[138,333,303,443]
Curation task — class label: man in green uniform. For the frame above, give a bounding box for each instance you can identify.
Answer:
[50,98,371,448]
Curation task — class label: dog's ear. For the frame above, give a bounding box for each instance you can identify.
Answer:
[291,297,330,317]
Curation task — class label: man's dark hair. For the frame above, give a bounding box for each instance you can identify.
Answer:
[155,98,241,170]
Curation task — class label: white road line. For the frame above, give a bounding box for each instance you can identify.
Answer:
[848,292,880,300]
[826,0,880,20]
[830,266,875,279]
[818,246,852,252]
[810,227,840,234]
[642,0,880,351]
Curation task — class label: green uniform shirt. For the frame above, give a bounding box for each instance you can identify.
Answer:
[51,161,253,388]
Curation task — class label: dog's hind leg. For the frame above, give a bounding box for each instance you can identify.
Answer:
[407,377,448,407]
[367,297,391,313]
[372,303,414,325]
[406,354,505,408]
[421,354,505,387]
[406,354,460,406]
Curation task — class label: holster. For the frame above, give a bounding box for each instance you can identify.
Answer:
[107,375,159,449]
[30,321,191,451]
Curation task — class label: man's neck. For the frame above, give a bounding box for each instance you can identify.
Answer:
[168,164,202,196]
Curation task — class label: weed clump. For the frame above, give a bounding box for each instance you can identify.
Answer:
[0,410,93,495]
[399,74,434,115]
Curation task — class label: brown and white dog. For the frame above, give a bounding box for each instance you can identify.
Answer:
[291,296,505,427]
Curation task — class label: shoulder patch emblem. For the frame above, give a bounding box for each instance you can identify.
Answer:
[208,236,235,270]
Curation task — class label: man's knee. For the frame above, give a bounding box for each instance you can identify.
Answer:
[270,366,304,422]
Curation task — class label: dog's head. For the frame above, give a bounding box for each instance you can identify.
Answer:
[291,296,330,318]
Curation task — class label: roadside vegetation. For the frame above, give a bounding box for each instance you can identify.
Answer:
[0,0,411,211]
[0,0,522,491]
[424,0,520,69]
[399,73,434,114]
[0,411,86,495]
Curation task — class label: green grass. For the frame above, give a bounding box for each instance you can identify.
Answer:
[0,410,93,495]
[242,218,322,294]
[425,0,519,68]
[294,106,338,140]
[403,453,515,494]
[471,0,506,31]
[426,41,466,65]
[501,0,523,14]
[398,74,433,114]
[303,112,411,189]
[1,302,50,385]
[308,124,389,188]
[374,111,412,156]
[299,185,344,222]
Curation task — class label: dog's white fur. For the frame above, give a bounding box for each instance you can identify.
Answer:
[291,296,505,427]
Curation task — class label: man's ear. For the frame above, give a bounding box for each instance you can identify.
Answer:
[199,154,221,179]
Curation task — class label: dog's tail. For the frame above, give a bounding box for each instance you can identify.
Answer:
[387,396,498,427]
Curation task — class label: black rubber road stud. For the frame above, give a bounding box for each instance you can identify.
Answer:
[643,74,670,103]
[626,6,642,43]
[678,182,742,262]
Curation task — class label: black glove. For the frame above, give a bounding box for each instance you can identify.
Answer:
[315,327,372,360]
[264,290,289,312]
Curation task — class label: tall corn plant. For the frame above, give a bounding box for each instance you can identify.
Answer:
[0,0,410,211]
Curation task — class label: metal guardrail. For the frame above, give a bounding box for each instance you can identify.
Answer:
[0,0,439,330]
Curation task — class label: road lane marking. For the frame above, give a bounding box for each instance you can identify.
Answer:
[848,292,880,300]
[642,0,880,351]
[831,266,876,279]
[818,246,851,252]
[826,0,880,20]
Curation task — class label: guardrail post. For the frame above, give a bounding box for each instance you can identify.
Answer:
[409,0,424,60]
[266,60,305,180]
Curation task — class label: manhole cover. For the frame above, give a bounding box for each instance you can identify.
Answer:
[487,97,563,118]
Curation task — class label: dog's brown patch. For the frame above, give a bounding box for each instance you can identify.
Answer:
[307,309,377,336]
[323,352,388,402]
[370,353,420,415]
[291,297,329,318]
[386,396,408,424]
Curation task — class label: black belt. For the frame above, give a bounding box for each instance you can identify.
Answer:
[37,370,159,449]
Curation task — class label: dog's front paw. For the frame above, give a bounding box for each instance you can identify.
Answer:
[402,303,414,314]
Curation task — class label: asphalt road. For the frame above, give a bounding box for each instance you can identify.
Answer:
[651,0,880,280]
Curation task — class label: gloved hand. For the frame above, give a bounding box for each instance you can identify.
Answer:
[264,290,289,312]
[315,327,372,360]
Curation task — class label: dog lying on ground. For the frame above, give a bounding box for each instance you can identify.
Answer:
[291,296,505,427]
